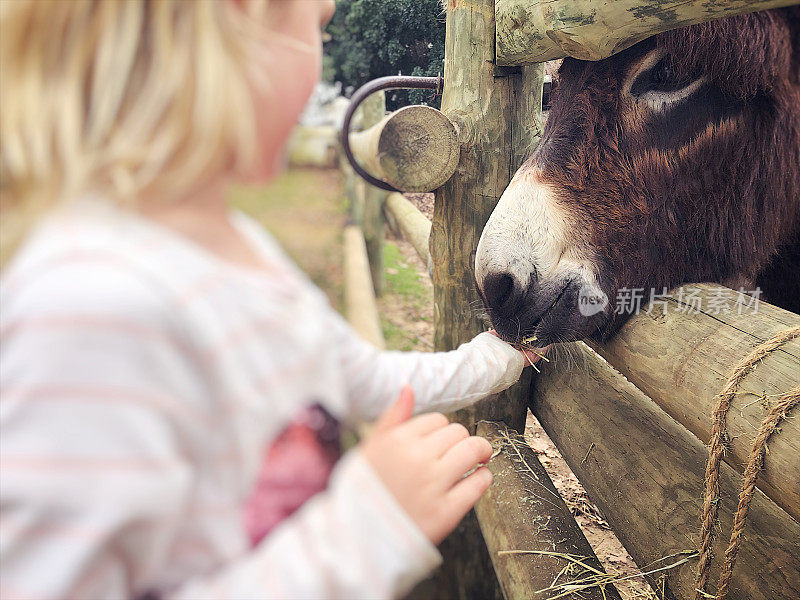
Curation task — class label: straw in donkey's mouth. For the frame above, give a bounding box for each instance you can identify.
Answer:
[516,340,551,373]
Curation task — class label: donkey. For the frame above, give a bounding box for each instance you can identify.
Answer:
[475,8,800,348]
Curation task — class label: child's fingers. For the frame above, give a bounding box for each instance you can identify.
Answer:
[445,466,493,518]
[522,344,551,366]
[439,436,493,486]
[423,422,470,457]
[373,385,415,433]
[521,348,538,366]
[402,411,450,437]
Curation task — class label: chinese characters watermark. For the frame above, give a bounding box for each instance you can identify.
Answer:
[610,286,761,316]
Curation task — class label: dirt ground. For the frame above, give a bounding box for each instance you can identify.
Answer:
[524,415,657,599]
[237,172,656,599]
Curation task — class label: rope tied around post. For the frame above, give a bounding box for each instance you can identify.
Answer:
[695,325,800,600]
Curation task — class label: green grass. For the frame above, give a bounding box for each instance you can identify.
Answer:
[382,321,420,351]
[383,242,428,303]
[228,168,346,310]
[380,241,432,351]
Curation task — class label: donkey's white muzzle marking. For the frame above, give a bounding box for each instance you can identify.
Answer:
[476,173,567,293]
[475,170,605,316]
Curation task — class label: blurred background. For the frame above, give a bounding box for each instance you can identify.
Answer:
[233,0,445,352]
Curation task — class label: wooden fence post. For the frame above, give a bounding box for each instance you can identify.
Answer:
[427,1,544,598]
[431,0,543,437]
[341,158,363,227]
[349,106,460,192]
[358,91,387,296]
[384,192,432,273]
[343,225,385,349]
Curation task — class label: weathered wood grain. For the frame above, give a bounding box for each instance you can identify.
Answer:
[591,284,800,522]
[531,342,800,600]
[343,225,384,348]
[349,106,460,193]
[425,2,545,598]
[496,0,800,65]
[357,91,387,296]
[475,420,623,600]
[384,192,432,273]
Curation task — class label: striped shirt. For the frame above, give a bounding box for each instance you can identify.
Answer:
[0,200,524,600]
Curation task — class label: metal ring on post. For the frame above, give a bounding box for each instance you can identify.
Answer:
[341,75,444,192]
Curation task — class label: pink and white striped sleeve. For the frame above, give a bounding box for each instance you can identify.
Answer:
[327,310,525,421]
[0,261,204,599]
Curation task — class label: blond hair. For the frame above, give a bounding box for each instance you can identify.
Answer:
[0,0,271,265]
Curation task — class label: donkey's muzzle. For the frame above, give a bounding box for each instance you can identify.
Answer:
[479,273,607,346]
[482,272,524,317]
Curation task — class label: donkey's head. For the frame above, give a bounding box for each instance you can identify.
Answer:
[476,8,800,346]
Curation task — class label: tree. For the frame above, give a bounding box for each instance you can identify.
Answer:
[324,0,446,110]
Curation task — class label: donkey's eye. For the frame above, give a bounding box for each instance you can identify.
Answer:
[651,62,677,89]
[631,58,691,96]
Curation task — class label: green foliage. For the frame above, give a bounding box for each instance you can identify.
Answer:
[324,0,446,110]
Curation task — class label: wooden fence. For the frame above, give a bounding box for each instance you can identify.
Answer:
[338,1,800,599]
[341,105,621,600]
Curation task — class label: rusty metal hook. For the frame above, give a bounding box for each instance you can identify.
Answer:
[340,74,444,192]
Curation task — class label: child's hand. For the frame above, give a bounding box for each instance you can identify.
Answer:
[360,386,493,545]
[487,329,550,367]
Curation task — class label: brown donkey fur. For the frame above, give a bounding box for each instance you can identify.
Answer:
[532,7,800,339]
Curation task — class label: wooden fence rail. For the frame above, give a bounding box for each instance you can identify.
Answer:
[349,106,460,193]
[590,284,800,522]
[343,225,385,348]
[384,192,432,272]
[532,341,800,600]
[495,0,799,65]
[475,420,623,600]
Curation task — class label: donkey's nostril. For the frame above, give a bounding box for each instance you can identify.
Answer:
[483,272,517,312]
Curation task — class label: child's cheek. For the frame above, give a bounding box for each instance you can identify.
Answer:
[248,38,322,182]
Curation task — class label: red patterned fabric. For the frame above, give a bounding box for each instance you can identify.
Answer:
[243,405,341,545]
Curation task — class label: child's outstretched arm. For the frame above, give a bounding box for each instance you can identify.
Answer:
[326,307,529,421]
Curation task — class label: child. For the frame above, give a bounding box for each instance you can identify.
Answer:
[0,1,540,598]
